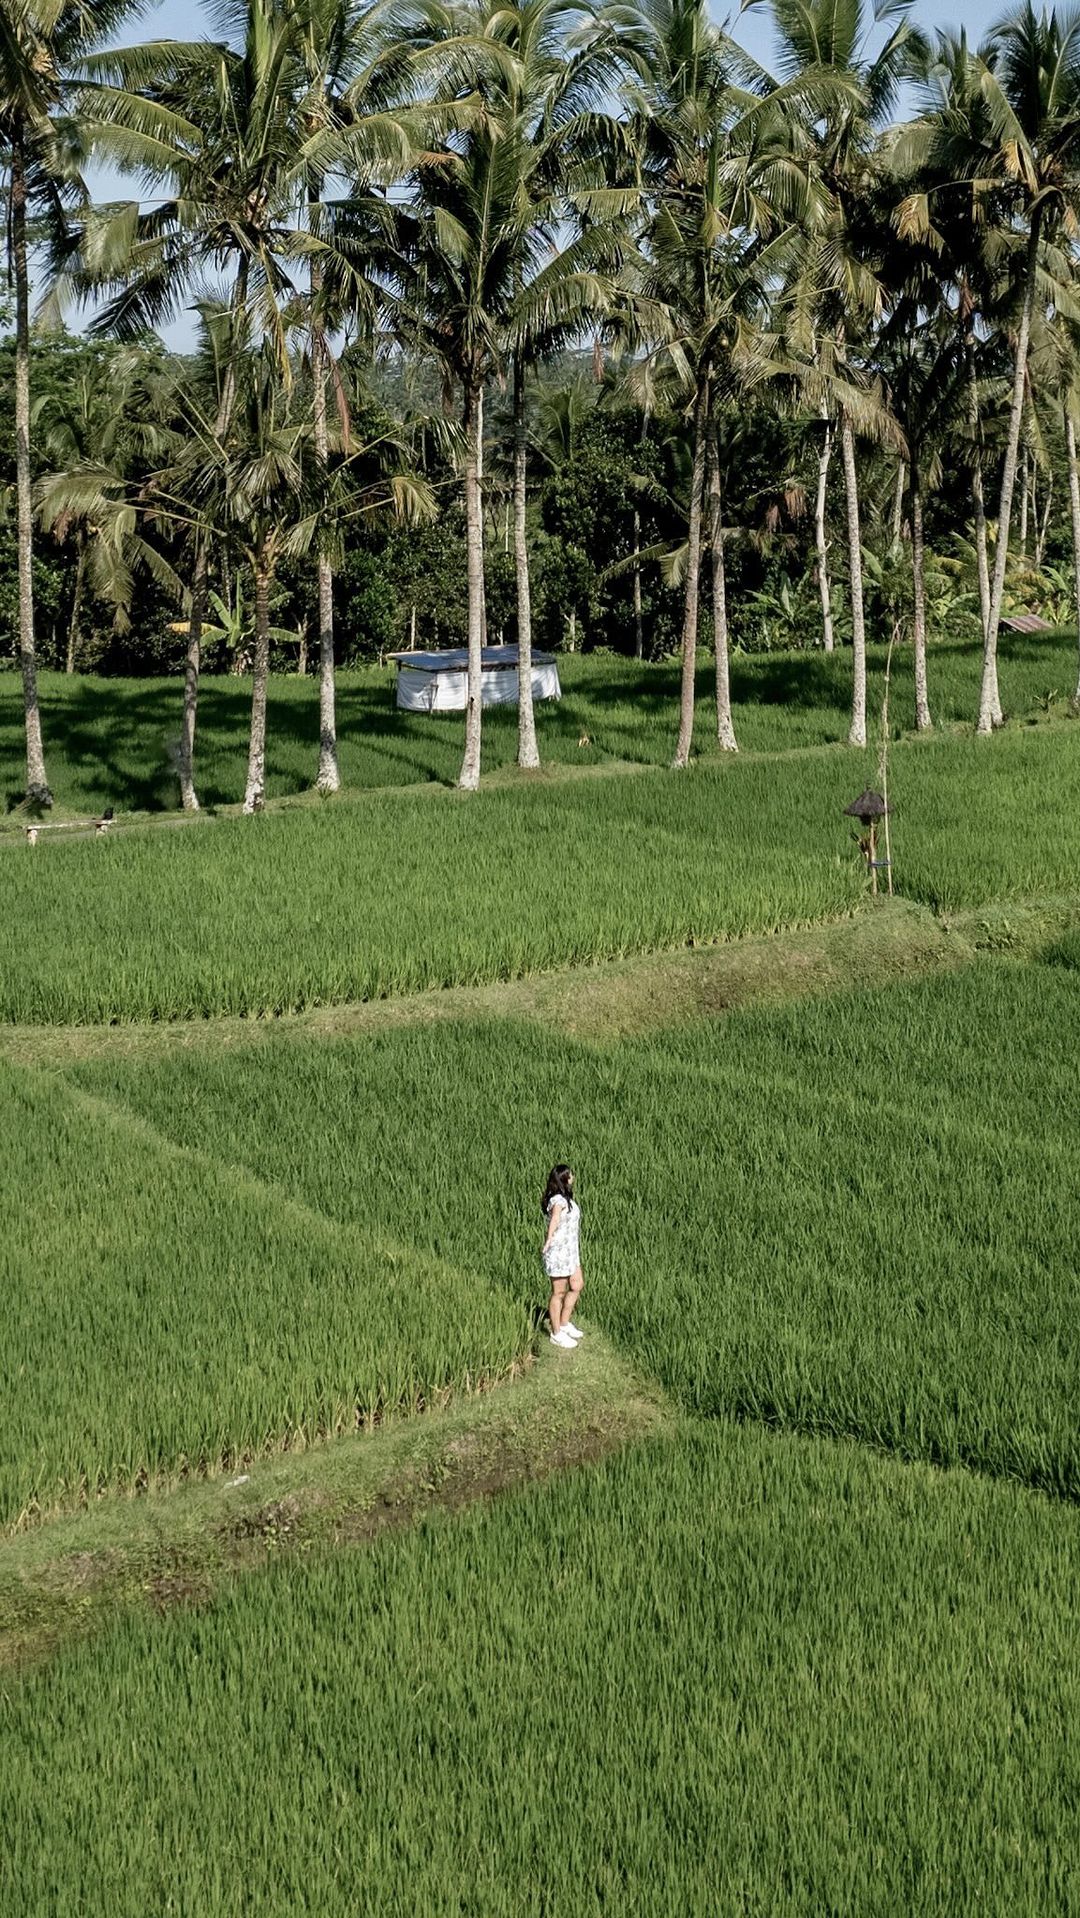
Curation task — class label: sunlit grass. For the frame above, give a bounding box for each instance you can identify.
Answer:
[4,1422,1078,1915]
[67,958,1080,1498]
[1,627,1074,815]
[0,1061,527,1528]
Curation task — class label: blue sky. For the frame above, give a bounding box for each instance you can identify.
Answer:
[83,0,1008,348]
[142,0,1006,59]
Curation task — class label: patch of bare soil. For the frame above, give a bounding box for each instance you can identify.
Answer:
[145,1569,214,1615]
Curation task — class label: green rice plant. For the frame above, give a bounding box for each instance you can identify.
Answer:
[3,703,1079,1025]
[3,1421,1079,1915]
[71,961,1080,1496]
[0,1061,527,1528]
[891,726,1080,910]
[0,755,867,1024]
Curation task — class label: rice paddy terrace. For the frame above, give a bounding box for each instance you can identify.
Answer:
[3,639,1079,1915]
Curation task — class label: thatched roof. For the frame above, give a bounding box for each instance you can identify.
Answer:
[844,789,888,821]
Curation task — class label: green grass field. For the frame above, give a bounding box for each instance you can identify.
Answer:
[4,1423,1079,1916]
[1,627,1076,814]
[63,958,1080,1498]
[3,648,1080,1916]
[2,721,1080,1024]
[0,1058,527,1527]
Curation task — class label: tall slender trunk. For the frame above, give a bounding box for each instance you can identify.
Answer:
[633,403,651,660]
[310,234,339,794]
[512,357,539,771]
[910,453,931,733]
[981,215,1042,734]
[243,555,272,813]
[967,340,992,670]
[891,461,906,543]
[1019,444,1030,557]
[459,376,485,791]
[66,539,87,675]
[1066,411,1080,709]
[12,133,50,804]
[476,384,488,652]
[178,257,250,809]
[632,508,644,658]
[814,405,835,651]
[840,408,867,748]
[672,372,710,769]
[708,419,737,753]
[1035,471,1053,570]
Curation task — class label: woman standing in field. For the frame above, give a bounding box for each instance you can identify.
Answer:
[542,1164,584,1350]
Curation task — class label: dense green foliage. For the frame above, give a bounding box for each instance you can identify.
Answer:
[70,960,1080,1497]
[0,1059,526,1525]
[5,1422,1080,1915]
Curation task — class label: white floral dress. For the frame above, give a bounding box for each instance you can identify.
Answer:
[543,1195,581,1280]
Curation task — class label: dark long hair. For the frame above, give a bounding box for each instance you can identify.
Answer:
[542,1164,575,1217]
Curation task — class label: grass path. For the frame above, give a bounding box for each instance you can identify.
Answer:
[4,891,1079,1072]
[0,1335,666,1669]
[4,887,1079,1667]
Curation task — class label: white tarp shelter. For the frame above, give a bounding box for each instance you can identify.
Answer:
[390,645,561,714]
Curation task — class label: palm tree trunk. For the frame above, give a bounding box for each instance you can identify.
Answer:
[633,402,651,660]
[310,222,340,795]
[981,215,1042,734]
[178,257,250,810]
[910,453,931,733]
[891,461,905,542]
[178,547,207,810]
[476,384,488,652]
[66,540,87,675]
[967,340,992,668]
[459,376,485,791]
[513,356,539,771]
[1019,444,1030,556]
[632,508,643,659]
[1035,470,1053,570]
[708,420,737,753]
[12,133,50,805]
[243,557,272,813]
[815,405,835,653]
[1066,411,1080,709]
[672,371,709,769]
[840,408,867,748]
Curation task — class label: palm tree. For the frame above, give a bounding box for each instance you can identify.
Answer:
[768,0,928,746]
[977,5,1080,731]
[292,0,440,792]
[159,342,433,810]
[1,0,141,801]
[489,0,625,770]
[381,1,543,788]
[71,0,426,803]
[34,342,182,666]
[597,0,809,766]
[913,7,1080,731]
[71,0,303,803]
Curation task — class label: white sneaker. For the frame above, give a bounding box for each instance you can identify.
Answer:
[549,1328,577,1349]
[563,1322,584,1341]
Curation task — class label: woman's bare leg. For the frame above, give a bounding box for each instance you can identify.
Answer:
[548,1281,569,1334]
[564,1269,583,1327]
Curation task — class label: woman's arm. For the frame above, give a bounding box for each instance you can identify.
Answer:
[542,1198,566,1251]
